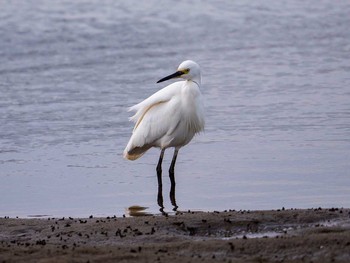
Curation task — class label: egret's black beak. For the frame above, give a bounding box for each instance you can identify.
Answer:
[157,71,183,83]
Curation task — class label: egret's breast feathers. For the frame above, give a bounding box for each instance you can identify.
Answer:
[181,82,205,134]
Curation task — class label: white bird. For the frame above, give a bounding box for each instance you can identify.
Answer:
[123,60,205,179]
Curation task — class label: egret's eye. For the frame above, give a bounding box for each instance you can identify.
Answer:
[182,68,190,74]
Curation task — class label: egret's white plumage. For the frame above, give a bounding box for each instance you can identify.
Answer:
[123,60,204,162]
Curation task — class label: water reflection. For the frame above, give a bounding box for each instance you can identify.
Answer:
[127,167,179,217]
[1,0,350,217]
[127,205,151,217]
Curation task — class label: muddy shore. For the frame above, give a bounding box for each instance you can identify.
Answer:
[1,208,350,262]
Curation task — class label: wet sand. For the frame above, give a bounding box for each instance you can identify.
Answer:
[1,208,350,262]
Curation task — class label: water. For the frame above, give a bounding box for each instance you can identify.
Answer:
[1,0,350,217]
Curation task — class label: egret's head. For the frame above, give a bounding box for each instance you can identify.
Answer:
[157,60,201,84]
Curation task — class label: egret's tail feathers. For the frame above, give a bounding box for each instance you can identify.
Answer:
[123,145,151,161]
[123,151,144,161]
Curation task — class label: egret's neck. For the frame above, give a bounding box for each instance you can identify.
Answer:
[188,76,201,88]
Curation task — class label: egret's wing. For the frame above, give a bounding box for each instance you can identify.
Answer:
[133,97,180,142]
[128,81,184,123]
[124,95,181,160]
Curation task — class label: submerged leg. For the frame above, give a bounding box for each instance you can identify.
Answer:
[169,149,179,210]
[157,149,165,209]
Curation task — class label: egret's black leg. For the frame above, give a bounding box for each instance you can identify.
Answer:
[157,184,164,210]
[169,149,179,176]
[169,149,179,210]
[170,180,178,211]
[156,149,165,178]
[157,149,165,209]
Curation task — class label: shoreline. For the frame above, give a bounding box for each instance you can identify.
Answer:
[1,208,350,262]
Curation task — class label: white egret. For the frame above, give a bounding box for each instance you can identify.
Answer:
[123,60,205,182]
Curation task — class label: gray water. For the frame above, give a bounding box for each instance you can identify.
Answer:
[1,0,350,217]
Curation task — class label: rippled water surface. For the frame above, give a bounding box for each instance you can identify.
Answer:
[1,1,350,217]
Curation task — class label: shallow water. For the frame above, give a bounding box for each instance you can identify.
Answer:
[1,0,350,217]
